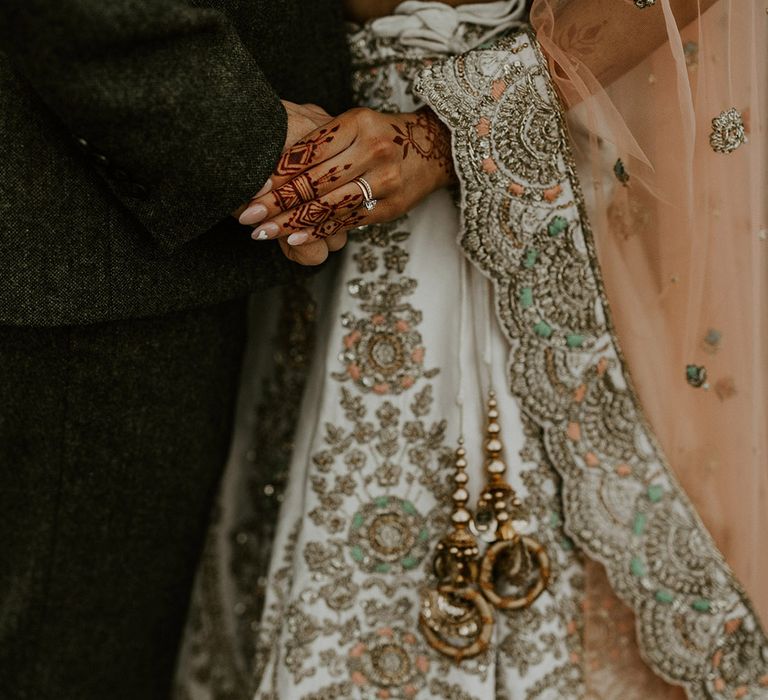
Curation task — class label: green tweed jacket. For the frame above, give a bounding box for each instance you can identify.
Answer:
[0,0,351,325]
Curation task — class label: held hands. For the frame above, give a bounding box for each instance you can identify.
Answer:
[240,104,456,266]
[233,100,340,266]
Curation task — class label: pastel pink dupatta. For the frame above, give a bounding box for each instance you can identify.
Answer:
[532,0,767,696]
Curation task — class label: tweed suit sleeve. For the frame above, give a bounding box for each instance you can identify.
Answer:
[0,0,288,253]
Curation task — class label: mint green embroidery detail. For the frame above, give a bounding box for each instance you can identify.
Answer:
[630,557,646,578]
[633,513,647,536]
[647,484,663,503]
[547,216,568,237]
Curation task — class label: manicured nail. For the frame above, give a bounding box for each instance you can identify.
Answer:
[254,178,272,198]
[287,231,311,246]
[239,203,268,225]
[251,222,280,240]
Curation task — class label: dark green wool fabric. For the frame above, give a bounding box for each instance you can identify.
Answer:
[0,299,248,699]
[0,0,352,325]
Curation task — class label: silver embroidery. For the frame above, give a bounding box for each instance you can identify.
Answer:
[414,30,768,699]
[710,108,747,154]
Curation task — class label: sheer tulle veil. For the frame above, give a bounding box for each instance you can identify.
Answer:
[531,0,767,691]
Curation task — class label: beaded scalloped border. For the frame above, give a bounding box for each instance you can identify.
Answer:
[414,29,768,700]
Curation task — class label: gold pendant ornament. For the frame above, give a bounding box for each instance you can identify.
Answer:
[477,392,550,610]
[420,393,550,661]
[419,441,495,662]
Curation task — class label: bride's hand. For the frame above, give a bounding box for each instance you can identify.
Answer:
[238,107,456,248]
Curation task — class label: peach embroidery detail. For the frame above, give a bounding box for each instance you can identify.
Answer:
[344,330,362,348]
[482,157,498,173]
[475,117,491,136]
[725,618,743,634]
[567,421,581,441]
[491,79,507,100]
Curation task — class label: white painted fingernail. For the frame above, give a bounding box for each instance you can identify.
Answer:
[250,222,279,240]
[287,231,311,246]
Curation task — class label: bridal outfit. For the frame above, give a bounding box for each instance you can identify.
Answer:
[177,2,767,698]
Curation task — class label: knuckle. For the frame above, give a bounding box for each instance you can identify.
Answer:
[368,135,395,160]
[351,107,376,129]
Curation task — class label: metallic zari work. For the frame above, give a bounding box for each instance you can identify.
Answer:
[414,30,768,699]
[250,213,588,698]
[709,108,748,154]
[420,394,550,661]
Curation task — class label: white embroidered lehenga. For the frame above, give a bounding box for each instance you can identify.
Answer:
[175,3,768,699]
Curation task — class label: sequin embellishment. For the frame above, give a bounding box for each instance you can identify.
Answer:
[710,108,747,154]
[685,364,708,388]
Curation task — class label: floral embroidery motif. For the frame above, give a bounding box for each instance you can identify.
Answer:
[710,108,747,154]
[349,497,430,574]
[335,275,438,395]
[348,627,430,697]
[415,30,768,698]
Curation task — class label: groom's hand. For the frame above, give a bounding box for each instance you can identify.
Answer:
[238,106,456,255]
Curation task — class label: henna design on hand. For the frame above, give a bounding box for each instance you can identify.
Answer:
[271,162,353,210]
[311,209,366,239]
[283,191,365,238]
[276,124,340,176]
[391,108,453,176]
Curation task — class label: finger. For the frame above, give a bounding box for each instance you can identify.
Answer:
[324,230,348,253]
[285,201,386,246]
[241,158,358,225]
[301,103,332,120]
[241,156,360,225]
[285,208,368,246]
[277,235,328,266]
[271,110,362,188]
[251,181,371,240]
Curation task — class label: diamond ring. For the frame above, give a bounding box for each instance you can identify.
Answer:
[353,177,377,211]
